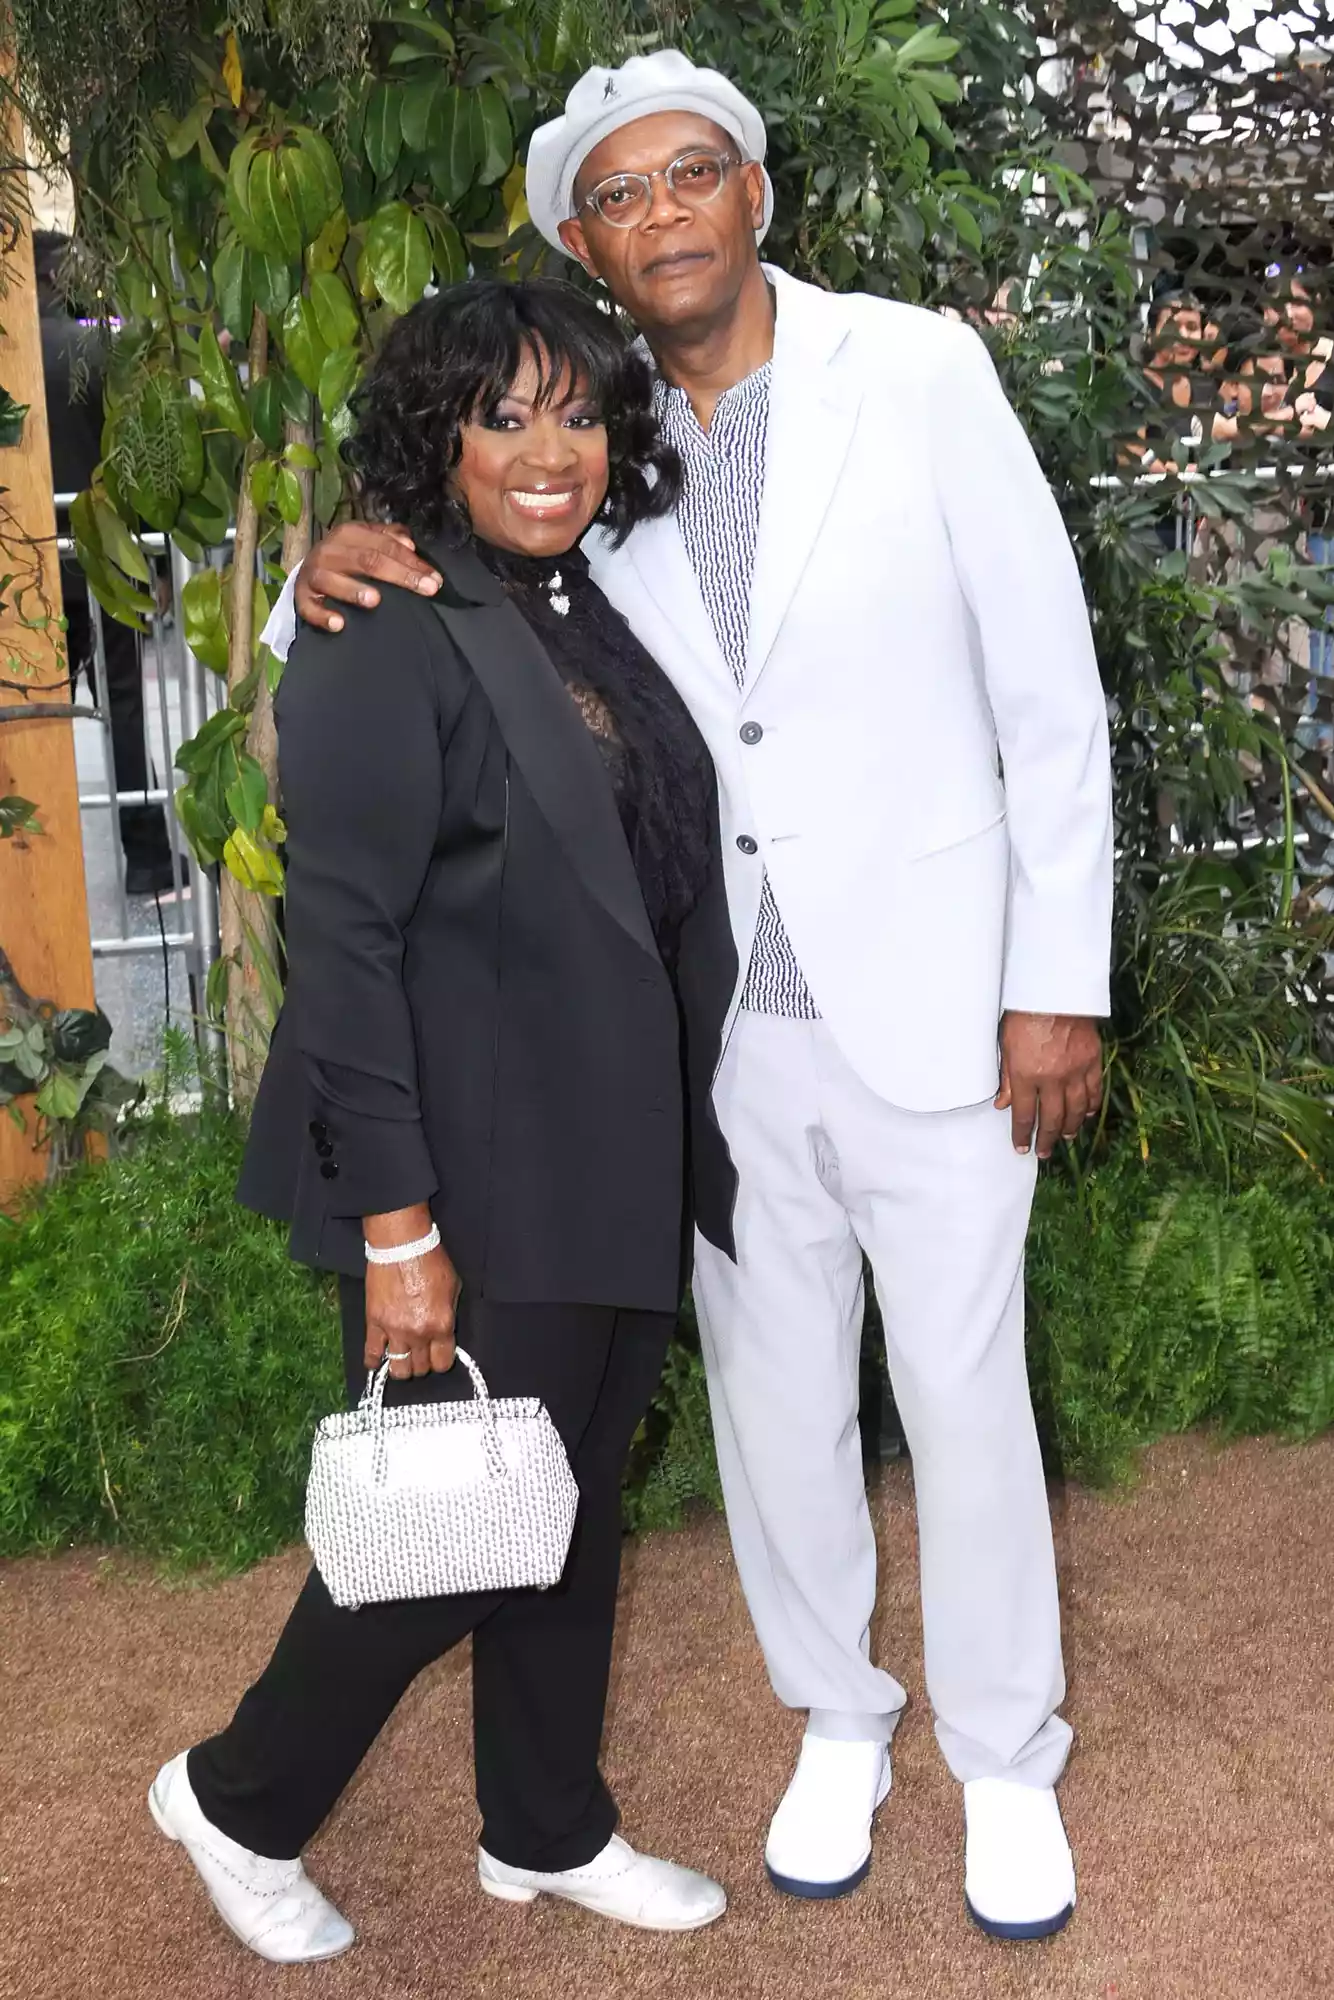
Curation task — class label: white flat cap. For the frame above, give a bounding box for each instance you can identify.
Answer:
[525,49,773,256]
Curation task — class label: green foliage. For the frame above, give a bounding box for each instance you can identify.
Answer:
[0,796,42,839]
[2,1092,1328,1571]
[1027,1151,1334,1486]
[0,386,28,447]
[622,1301,724,1533]
[0,986,136,1171]
[0,1086,342,1570]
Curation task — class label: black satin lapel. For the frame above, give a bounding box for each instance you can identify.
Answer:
[418,534,506,608]
[428,593,660,964]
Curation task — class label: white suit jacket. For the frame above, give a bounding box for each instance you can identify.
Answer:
[263,265,1112,1115]
[585,267,1112,1112]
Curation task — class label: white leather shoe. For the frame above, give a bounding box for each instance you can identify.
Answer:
[148,1752,355,1963]
[963,1778,1076,1940]
[478,1832,726,1932]
[764,1734,892,1899]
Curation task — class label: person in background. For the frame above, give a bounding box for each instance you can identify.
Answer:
[1262,267,1333,699]
[266,51,1113,1945]
[34,231,175,897]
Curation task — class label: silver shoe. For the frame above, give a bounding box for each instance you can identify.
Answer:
[149,1752,355,1963]
[479,1832,727,1932]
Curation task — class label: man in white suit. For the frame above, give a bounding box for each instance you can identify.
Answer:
[269,51,1112,1941]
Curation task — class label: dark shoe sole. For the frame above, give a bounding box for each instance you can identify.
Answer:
[765,1853,872,1901]
[966,1894,1075,1941]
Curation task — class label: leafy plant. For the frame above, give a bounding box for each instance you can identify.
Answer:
[0,386,27,448]
[1027,1149,1334,1486]
[0,795,41,839]
[0,0,575,1097]
[0,1063,342,1569]
[0,945,136,1175]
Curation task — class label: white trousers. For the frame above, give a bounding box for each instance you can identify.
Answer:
[692,1015,1071,1788]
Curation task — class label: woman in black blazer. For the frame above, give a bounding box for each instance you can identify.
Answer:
[149,280,738,1961]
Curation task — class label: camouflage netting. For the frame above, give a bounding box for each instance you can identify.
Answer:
[1032,1,1334,865]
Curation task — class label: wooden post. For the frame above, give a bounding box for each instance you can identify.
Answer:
[0,159,96,1205]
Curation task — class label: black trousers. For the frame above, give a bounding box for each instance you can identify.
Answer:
[188,1282,673,1868]
[64,580,172,872]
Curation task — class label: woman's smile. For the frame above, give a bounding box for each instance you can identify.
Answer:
[506,485,583,518]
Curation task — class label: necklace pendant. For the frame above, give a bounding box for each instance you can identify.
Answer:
[547,570,570,617]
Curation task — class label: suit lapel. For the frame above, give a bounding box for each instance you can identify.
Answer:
[744,272,861,687]
[421,538,660,965]
[605,511,733,703]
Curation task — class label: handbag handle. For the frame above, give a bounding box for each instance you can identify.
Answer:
[362,1346,507,1481]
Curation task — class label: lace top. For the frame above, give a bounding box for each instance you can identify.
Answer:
[474,538,714,962]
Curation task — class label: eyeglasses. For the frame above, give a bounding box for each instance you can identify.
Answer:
[580,148,741,229]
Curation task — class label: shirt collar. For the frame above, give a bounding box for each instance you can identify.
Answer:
[654,361,773,456]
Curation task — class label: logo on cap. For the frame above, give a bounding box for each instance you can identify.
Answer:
[603,77,617,100]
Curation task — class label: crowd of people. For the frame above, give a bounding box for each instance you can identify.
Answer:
[1136,269,1331,474]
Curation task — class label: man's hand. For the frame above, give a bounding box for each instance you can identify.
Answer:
[296,522,443,633]
[996,1012,1103,1159]
[363,1205,461,1379]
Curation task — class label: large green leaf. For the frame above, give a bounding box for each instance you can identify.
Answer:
[196,322,252,441]
[247,146,303,261]
[249,250,294,320]
[176,704,247,774]
[317,345,360,414]
[364,82,404,182]
[314,439,344,527]
[280,294,328,394]
[427,213,466,287]
[224,128,266,248]
[248,375,285,453]
[224,750,269,834]
[282,125,342,241]
[276,464,305,526]
[401,73,445,155]
[308,272,359,353]
[213,237,253,343]
[306,208,349,277]
[180,568,230,673]
[224,824,285,896]
[91,496,150,585]
[475,84,513,187]
[364,201,432,314]
[429,87,481,207]
[248,458,277,514]
[175,459,233,546]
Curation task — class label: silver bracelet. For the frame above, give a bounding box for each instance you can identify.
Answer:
[364,1223,441,1266]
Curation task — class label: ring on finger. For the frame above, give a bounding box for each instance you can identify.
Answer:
[386,1349,412,1361]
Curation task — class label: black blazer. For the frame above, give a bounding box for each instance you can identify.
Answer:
[239,537,738,1314]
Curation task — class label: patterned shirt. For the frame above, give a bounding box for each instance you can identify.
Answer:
[655,365,819,1020]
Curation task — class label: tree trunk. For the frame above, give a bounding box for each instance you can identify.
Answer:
[218,307,275,1107]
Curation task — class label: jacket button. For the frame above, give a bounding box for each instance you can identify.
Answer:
[739,722,763,745]
[320,1160,339,1181]
[316,1140,334,1159]
[736,835,758,855]
[308,1119,328,1142]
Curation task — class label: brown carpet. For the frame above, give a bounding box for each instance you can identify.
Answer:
[2,1432,1332,2000]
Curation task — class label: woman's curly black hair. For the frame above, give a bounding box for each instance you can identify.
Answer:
[342,277,680,549]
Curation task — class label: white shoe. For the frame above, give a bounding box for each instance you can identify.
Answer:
[148,1752,355,1964]
[478,1832,726,1932]
[963,1778,1076,1940]
[764,1734,892,1899]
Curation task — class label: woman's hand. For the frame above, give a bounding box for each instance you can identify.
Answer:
[363,1205,461,1380]
[295,522,443,633]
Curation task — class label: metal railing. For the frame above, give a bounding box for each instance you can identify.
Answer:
[55,496,224,1049]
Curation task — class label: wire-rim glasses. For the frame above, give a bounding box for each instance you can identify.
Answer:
[580,149,741,228]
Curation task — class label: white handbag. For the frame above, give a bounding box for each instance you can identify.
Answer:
[305,1347,579,1611]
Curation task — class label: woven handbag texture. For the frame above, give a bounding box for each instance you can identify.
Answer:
[306,1348,579,1609]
